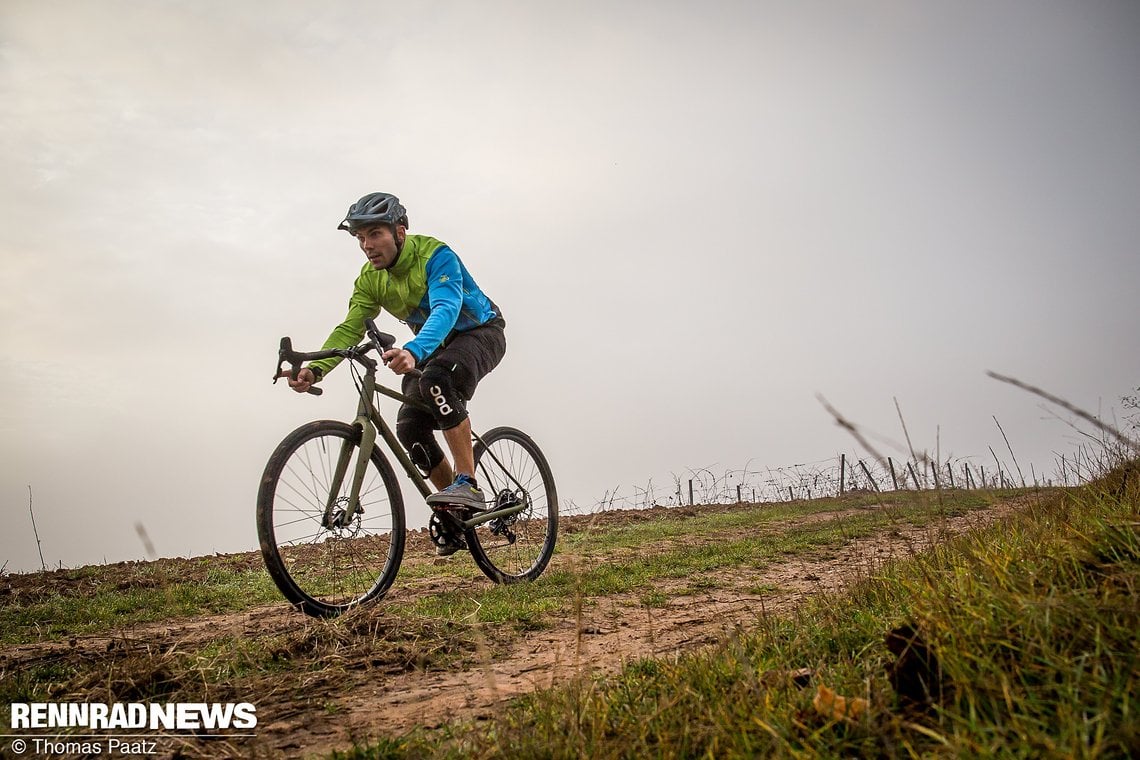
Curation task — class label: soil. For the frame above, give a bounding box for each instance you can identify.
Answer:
[0,495,1030,759]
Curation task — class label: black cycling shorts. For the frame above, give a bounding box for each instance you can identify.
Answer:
[395,317,506,471]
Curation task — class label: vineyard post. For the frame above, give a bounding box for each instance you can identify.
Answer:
[839,454,846,496]
[888,457,899,490]
[28,485,47,572]
[858,459,876,491]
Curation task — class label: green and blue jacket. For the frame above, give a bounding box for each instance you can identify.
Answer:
[308,234,499,378]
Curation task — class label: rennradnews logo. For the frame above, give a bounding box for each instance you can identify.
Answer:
[10,702,257,730]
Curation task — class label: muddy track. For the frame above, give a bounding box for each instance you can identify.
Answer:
[0,496,1029,759]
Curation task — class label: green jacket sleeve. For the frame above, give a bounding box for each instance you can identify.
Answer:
[306,274,381,380]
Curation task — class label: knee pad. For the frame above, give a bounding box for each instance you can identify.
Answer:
[420,363,468,430]
[408,441,442,476]
[396,409,445,475]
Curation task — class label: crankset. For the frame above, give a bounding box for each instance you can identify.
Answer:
[428,510,467,551]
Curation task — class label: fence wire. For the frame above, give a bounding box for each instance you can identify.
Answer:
[565,447,1103,516]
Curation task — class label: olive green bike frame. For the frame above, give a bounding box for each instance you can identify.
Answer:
[325,364,530,532]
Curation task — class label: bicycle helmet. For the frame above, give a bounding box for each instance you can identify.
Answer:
[337,192,409,232]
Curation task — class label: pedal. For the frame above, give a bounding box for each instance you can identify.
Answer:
[429,502,471,516]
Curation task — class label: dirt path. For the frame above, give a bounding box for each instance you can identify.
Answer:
[1,496,1029,759]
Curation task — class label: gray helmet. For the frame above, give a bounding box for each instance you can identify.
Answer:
[337,192,409,232]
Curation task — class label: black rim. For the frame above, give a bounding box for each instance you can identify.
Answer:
[258,422,404,615]
[468,428,557,582]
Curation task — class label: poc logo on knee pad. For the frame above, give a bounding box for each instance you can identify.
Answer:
[430,385,453,416]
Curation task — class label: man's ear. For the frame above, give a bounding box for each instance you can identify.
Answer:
[395,225,407,244]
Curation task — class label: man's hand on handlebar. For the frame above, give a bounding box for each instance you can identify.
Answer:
[277,367,317,393]
[381,348,417,375]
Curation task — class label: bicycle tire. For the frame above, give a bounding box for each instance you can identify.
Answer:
[466,426,558,583]
[257,420,405,617]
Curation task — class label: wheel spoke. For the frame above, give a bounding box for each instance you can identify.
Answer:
[467,428,557,583]
[257,422,405,617]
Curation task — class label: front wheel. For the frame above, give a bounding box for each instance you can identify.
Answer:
[256,420,405,617]
[466,426,558,583]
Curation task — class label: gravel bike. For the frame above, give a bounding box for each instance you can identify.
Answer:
[257,319,558,618]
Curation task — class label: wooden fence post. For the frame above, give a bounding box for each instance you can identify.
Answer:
[839,454,846,496]
[888,457,899,490]
[858,460,876,491]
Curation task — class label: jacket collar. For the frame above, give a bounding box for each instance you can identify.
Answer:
[386,234,418,277]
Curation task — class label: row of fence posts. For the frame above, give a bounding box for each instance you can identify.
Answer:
[835,453,1023,496]
[672,454,1032,507]
[624,449,1101,511]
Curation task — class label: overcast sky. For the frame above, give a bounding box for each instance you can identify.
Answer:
[3,1,1137,573]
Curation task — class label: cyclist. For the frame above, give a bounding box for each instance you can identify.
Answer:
[281,192,506,553]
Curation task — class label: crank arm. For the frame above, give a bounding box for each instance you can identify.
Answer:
[459,499,529,531]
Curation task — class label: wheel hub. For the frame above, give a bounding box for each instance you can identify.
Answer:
[323,496,362,537]
[488,489,525,542]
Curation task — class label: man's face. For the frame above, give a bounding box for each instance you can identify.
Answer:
[354,224,404,270]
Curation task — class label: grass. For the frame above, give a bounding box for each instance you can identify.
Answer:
[2,491,984,647]
[0,566,281,645]
[557,491,969,555]
[404,492,990,632]
[343,462,1139,759]
[5,471,1128,758]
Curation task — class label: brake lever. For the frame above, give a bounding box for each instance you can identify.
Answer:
[273,337,323,395]
[272,337,296,384]
[364,318,423,378]
[364,318,396,352]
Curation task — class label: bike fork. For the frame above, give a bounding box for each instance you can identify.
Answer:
[323,373,379,528]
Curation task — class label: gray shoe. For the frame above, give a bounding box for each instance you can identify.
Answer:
[426,475,486,511]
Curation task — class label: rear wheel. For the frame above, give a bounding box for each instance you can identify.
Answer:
[257,420,405,617]
[466,426,558,583]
